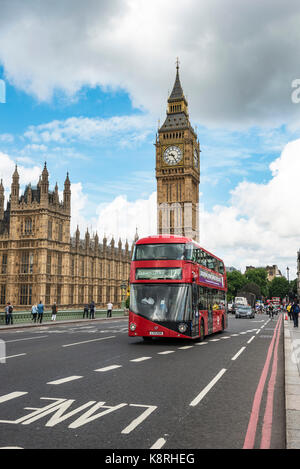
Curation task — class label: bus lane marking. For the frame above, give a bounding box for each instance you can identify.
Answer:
[0,396,157,433]
[0,392,28,404]
[151,437,167,449]
[62,335,115,347]
[47,376,83,385]
[247,336,255,344]
[121,404,157,434]
[189,368,227,407]
[231,347,246,361]
[94,365,122,372]
[130,357,152,362]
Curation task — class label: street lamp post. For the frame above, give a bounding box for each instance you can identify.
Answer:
[287,266,291,303]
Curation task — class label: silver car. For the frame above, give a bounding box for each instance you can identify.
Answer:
[235,305,255,319]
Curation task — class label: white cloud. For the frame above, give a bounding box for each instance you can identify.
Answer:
[1,0,300,127]
[24,115,154,145]
[0,151,41,190]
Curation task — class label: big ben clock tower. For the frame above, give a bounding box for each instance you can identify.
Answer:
[156,60,200,241]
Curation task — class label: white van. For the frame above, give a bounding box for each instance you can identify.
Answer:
[235,297,248,306]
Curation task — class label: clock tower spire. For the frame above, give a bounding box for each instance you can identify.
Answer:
[156,62,200,241]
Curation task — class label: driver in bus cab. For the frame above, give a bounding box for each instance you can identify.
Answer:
[141,296,155,305]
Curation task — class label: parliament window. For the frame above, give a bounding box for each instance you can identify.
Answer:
[20,251,33,274]
[1,254,7,274]
[20,284,32,305]
[0,284,6,304]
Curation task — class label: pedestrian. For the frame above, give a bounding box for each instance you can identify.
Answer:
[5,302,13,325]
[37,300,44,324]
[31,304,38,323]
[51,302,57,321]
[291,301,300,328]
[107,301,113,318]
[269,303,274,319]
[287,303,292,320]
[83,304,89,319]
[89,300,95,319]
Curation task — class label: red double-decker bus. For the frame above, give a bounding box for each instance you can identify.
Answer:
[128,235,227,341]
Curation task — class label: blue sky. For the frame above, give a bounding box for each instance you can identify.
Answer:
[1,0,300,278]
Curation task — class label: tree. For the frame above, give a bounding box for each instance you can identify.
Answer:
[240,282,261,299]
[244,268,268,297]
[268,277,289,300]
[227,271,247,301]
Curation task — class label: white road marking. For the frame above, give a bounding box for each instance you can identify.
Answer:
[0,353,26,360]
[189,368,227,407]
[151,438,166,449]
[178,346,194,349]
[231,334,239,337]
[62,336,115,347]
[47,376,83,385]
[157,351,175,355]
[210,339,220,342]
[231,347,246,361]
[130,357,152,362]
[121,404,157,434]
[5,336,48,343]
[195,342,208,345]
[0,392,28,403]
[94,365,122,372]
[247,336,255,344]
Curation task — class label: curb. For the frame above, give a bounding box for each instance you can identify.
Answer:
[284,317,300,449]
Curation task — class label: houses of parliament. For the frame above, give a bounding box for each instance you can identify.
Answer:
[0,63,200,309]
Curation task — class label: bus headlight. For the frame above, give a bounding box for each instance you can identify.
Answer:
[130,323,137,331]
[178,323,187,333]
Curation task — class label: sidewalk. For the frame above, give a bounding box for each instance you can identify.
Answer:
[284,314,300,449]
[0,314,126,331]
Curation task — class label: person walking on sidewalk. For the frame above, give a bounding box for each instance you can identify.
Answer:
[107,301,113,318]
[287,302,292,320]
[51,302,57,321]
[37,300,44,324]
[291,301,300,328]
[31,304,38,323]
[5,302,13,325]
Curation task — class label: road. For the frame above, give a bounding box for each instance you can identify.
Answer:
[0,313,285,449]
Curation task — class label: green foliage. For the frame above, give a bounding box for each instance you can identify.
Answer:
[125,296,130,309]
[268,276,289,299]
[244,268,268,296]
[226,270,247,301]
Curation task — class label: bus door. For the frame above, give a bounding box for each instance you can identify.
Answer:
[191,283,199,337]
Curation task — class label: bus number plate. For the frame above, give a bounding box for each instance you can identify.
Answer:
[149,331,164,336]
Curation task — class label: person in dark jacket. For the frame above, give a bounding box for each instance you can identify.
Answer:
[83,304,89,319]
[89,300,95,319]
[291,301,300,328]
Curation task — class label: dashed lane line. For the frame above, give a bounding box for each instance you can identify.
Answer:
[231,347,246,361]
[94,365,122,372]
[62,336,115,347]
[47,376,83,385]
[0,392,28,403]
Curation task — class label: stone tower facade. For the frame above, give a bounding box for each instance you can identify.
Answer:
[0,164,131,309]
[156,62,200,241]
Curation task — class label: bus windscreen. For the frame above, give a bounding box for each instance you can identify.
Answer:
[130,284,191,321]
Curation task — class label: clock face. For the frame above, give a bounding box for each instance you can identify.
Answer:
[193,149,198,167]
[163,146,182,165]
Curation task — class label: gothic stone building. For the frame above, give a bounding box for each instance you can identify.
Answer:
[156,62,200,241]
[0,164,131,309]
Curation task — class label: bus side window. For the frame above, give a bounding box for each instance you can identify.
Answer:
[198,286,207,310]
[200,249,207,268]
[219,262,224,275]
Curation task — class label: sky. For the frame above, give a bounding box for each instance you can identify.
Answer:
[1,0,300,279]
